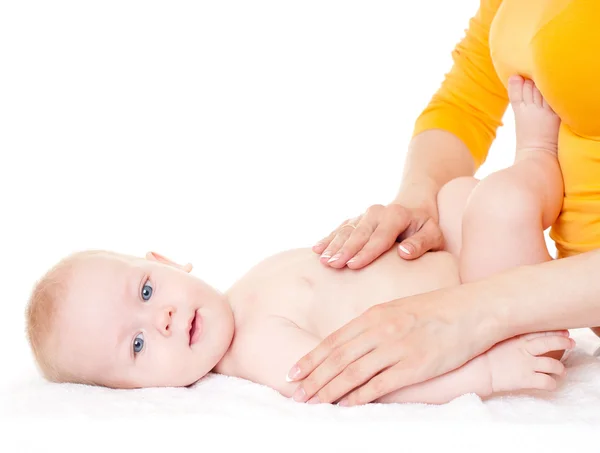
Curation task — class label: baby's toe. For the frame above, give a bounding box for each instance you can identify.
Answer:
[522,79,534,104]
[508,75,525,104]
[532,85,543,107]
[542,95,557,112]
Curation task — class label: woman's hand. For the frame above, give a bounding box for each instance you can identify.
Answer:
[286,286,499,406]
[313,201,444,269]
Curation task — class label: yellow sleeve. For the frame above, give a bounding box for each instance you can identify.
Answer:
[412,0,508,169]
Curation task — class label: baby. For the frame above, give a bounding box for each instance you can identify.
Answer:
[26,77,572,404]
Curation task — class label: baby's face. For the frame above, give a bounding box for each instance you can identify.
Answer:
[53,252,234,388]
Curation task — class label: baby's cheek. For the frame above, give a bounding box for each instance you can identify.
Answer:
[142,345,182,385]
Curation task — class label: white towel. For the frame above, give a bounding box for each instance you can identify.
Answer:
[4,328,600,452]
[5,328,600,422]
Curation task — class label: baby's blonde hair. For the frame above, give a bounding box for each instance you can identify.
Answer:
[25,250,104,384]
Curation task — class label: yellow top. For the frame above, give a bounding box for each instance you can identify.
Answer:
[413,0,600,258]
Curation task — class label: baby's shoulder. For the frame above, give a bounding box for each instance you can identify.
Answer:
[243,248,312,278]
[227,248,313,299]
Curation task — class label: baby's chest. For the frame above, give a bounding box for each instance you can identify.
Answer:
[247,277,317,331]
[247,274,357,339]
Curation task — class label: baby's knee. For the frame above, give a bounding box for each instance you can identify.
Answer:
[463,170,542,229]
[437,177,479,221]
[438,177,478,204]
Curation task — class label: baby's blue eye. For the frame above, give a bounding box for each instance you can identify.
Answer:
[141,281,153,301]
[133,333,145,355]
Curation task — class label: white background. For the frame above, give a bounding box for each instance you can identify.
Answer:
[1,0,571,450]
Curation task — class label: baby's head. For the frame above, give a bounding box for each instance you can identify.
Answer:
[26,250,234,388]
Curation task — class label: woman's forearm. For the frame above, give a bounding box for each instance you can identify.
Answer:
[395,129,476,211]
[466,249,600,341]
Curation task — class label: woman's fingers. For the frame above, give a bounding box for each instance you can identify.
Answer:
[287,308,381,384]
[288,289,486,407]
[318,224,358,264]
[397,217,444,260]
[345,206,412,269]
[321,203,414,269]
[322,216,376,268]
[289,304,424,404]
[307,343,406,404]
[293,331,379,403]
[324,226,371,268]
[338,363,418,406]
[313,219,355,254]
[313,202,444,269]
[321,204,387,269]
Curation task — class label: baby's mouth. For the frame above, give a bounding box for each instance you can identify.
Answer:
[188,310,202,346]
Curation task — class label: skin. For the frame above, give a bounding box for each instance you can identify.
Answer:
[288,75,600,406]
[52,251,234,388]
[45,85,574,404]
[45,83,584,405]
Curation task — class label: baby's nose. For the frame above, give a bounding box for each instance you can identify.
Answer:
[154,306,176,337]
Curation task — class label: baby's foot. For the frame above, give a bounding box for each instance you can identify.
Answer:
[484,331,574,394]
[508,75,561,157]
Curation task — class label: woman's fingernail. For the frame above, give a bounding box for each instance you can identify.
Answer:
[314,242,323,249]
[347,258,356,264]
[307,395,320,404]
[338,398,349,407]
[399,245,412,255]
[286,365,301,382]
[321,251,331,259]
[327,253,340,263]
[292,387,306,402]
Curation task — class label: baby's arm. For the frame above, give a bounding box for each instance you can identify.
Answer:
[235,317,320,398]
[235,317,570,405]
[377,331,571,405]
[376,348,491,404]
[236,317,492,404]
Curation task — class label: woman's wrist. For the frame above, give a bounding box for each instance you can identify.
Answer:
[447,264,546,351]
[443,283,508,355]
[397,129,476,207]
[458,249,600,343]
[394,178,439,215]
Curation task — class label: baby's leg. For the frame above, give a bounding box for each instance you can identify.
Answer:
[437,176,479,257]
[376,331,573,405]
[459,76,563,283]
[418,79,568,403]
[375,171,570,405]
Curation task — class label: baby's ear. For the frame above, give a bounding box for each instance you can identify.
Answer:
[145,251,193,273]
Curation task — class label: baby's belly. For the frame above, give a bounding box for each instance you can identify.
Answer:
[310,250,460,337]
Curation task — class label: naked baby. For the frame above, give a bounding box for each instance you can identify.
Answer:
[26,78,572,404]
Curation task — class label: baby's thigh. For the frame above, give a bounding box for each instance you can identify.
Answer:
[437,177,479,257]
